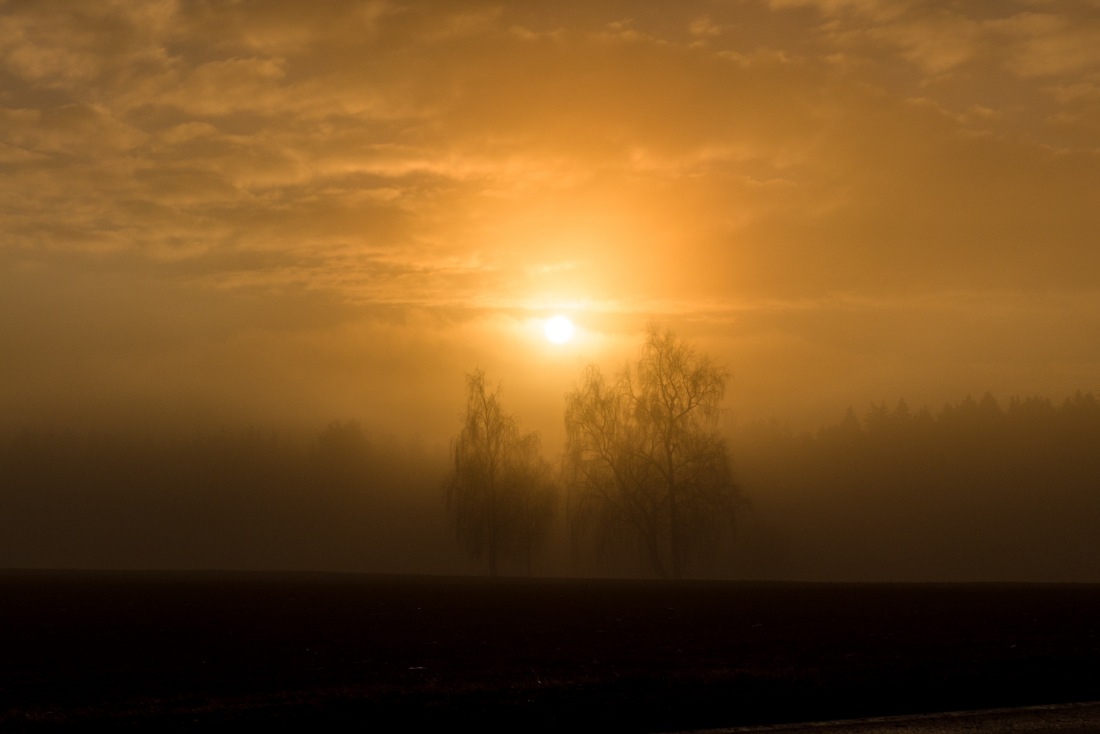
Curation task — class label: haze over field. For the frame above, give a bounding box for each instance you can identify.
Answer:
[2,1,1100,579]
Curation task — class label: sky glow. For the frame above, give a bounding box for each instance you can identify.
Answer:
[544,316,574,345]
[1,0,1099,444]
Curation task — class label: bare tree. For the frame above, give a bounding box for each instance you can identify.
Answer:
[445,369,557,576]
[564,326,742,578]
[508,431,558,577]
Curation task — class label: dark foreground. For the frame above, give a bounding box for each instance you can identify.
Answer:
[2,572,1099,732]
[723,702,1100,732]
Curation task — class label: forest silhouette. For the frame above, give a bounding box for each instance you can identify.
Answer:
[2,370,1099,581]
[0,424,451,573]
[733,392,1100,581]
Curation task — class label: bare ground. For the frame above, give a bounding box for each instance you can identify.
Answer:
[1,571,1099,731]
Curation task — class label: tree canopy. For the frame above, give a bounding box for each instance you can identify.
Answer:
[564,326,742,578]
[444,369,556,576]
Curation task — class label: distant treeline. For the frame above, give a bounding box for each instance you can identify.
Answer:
[2,392,1099,581]
[0,423,455,573]
[729,392,1100,582]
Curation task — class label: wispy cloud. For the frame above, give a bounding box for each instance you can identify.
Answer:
[1,0,1099,432]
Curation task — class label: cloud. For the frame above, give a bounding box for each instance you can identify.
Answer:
[1,0,1099,435]
[991,11,1100,77]
[0,0,176,88]
[866,11,984,73]
[766,0,913,22]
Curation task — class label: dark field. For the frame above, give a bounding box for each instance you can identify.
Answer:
[2,572,1099,731]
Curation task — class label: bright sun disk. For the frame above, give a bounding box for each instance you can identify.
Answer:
[544,315,574,344]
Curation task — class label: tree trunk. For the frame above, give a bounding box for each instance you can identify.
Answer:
[666,433,682,580]
[669,482,682,580]
[488,483,498,577]
[645,521,668,578]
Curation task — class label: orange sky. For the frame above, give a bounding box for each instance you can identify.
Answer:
[2,0,1100,448]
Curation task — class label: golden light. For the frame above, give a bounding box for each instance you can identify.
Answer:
[543,315,574,344]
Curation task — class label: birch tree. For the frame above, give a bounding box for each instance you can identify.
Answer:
[445,369,556,576]
[564,326,741,578]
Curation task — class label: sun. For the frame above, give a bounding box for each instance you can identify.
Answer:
[543,315,574,344]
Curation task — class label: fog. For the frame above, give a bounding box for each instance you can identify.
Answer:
[3,1,1100,580]
[2,391,1097,582]
[729,393,1100,582]
[0,422,460,574]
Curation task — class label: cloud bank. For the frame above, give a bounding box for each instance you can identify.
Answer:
[2,0,1099,440]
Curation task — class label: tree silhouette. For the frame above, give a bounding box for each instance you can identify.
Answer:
[564,325,742,578]
[444,369,557,576]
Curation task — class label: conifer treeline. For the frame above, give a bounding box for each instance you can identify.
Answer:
[1,392,1098,581]
[0,423,453,573]
[729,393,1100,582]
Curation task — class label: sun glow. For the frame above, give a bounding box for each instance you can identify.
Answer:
[543,315,574,344]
